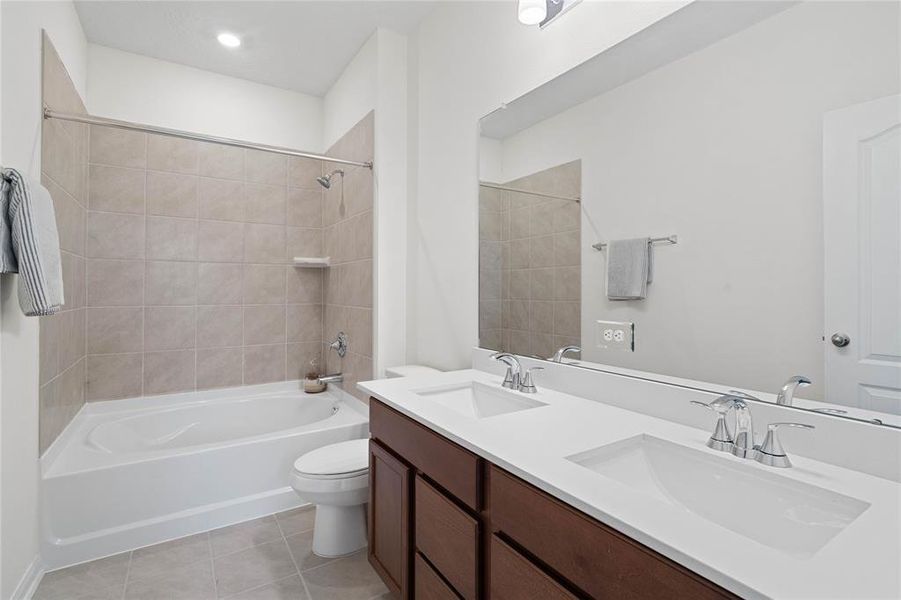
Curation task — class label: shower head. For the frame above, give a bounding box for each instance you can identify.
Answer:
[316,169,345,189]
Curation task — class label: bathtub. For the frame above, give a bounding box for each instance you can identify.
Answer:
[40,381,369,569]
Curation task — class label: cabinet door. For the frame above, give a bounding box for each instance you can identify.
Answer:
[369,440,412,599]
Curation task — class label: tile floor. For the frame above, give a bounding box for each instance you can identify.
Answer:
[34,507,392,600]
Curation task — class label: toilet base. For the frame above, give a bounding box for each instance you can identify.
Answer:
[312,503,368,558]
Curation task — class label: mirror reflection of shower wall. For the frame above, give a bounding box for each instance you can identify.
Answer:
[479,161,581,358]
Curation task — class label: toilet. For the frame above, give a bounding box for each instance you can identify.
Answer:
[290,365,441,557]
[290,438,370,557]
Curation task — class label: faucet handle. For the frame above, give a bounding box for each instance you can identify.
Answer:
[755,422,815,468]
[690,400,733,452]
[520,367,544,394]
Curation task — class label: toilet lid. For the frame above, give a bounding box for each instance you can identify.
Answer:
[294,438,369,478]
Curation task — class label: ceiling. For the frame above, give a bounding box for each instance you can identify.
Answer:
[75,1,437,96]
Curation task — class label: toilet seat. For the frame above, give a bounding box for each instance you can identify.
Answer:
[293,438,369,480]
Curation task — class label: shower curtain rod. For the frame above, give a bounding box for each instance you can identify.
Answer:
[479,181,580,203]
[43,107,374,170]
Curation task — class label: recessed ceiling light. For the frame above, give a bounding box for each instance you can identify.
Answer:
[217,32,241,48]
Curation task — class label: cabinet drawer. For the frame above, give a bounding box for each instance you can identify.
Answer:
[415,476,479,600]
[490,535,576,600]
[415,553,461,600]
[370,399,480,509]
[488,466,738,600]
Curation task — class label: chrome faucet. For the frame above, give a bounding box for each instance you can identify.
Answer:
[316,373,344,385]
[549,345,581,363]
[692,391,815,467]
[490,353,542,393]
[707,392,761,459]
[775,375,811,406]
[491,352,522,390]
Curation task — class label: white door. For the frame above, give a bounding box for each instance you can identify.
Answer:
[824,94,901,414]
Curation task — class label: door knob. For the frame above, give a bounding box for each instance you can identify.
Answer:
[830,333,850,348]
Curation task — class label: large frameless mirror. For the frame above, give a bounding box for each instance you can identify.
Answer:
[478,1,901,428]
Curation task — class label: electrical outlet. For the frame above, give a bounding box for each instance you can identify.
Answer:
[595,320,634,351]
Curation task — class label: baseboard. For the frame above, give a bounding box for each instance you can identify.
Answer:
[11,555,45,600]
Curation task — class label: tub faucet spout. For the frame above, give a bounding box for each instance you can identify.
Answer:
[317,373,344,385]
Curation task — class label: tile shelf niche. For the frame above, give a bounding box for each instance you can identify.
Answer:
[292,256,331,268]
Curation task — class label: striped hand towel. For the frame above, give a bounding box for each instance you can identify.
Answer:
[1,168,65,316]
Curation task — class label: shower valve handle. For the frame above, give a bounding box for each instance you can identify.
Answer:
[329,332,348,357]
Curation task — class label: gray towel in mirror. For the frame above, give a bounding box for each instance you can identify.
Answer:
[606,237,652,300]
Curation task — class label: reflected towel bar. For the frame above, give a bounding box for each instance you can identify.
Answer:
[592,235,678,251]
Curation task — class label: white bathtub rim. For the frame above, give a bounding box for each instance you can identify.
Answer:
[42,382,369,478]
[44,406,365,478]
[87,380,324,415]
[41,380,312,470]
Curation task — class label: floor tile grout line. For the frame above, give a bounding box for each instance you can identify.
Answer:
[274,511,314,599]
[207,517,286,562]
[114,551,133,600]
[208,531,219,600]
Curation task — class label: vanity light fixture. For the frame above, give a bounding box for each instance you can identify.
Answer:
[217,32,241,48]
[518,0,581,28]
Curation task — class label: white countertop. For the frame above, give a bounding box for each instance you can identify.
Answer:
[359,369,901,600]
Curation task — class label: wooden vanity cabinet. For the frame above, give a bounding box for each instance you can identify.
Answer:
[368,398,738,600]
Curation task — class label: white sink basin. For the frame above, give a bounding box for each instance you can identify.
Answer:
[567,435,870,557]
[412,381,547,419]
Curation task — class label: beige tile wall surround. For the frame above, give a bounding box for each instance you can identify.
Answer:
[479,160,581,359]
[322,112,374,402]
[39,35,89,454]
[79,111,374,403]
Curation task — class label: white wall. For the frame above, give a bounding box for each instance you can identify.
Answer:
[373,29,408,377]
[322,34,377,150]
[478,137,502,184]
[87,44,324,151]
[0,3,87,596]
[407,1,690,370]
[489,1,899,399]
